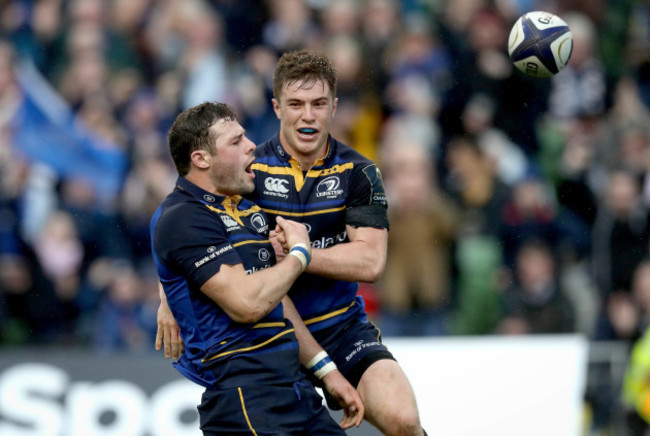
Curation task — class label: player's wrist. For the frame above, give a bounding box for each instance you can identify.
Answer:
[305,350,337,379]
[288,243,311,272]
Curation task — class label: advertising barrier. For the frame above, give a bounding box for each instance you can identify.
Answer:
[0,335,588,436]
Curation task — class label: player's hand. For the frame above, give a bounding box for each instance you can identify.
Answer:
[322,370,364,429]
[269,229,287,260]
[275,216,310,253]
[155,297,184,361]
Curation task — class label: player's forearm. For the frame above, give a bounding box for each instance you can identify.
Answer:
[307,240,386,283]
[283,297,340,384]
[231,255,306,323]
[282,296,324,365]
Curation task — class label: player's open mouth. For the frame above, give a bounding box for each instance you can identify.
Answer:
[297,128,318,139]
[245,161,254,177]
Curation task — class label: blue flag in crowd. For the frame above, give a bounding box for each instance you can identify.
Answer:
[10,61,128,201]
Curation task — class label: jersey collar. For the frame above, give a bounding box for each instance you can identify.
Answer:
[175,176,242,208]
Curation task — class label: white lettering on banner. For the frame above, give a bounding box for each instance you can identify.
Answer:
[0,363,203,436]
[150,380,203,436]
[0,363,66,436]
[68,381,147,436]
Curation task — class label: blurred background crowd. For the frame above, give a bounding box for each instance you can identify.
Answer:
[0,0,649,433]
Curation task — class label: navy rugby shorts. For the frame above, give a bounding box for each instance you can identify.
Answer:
[198,379,344,435]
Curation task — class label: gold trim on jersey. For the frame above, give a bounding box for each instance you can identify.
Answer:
[217,321,286,346]
[251,161,354,192]
[251,160,305,189]
[201,328,295,363]
[303,301,356,326]
[203,196,263,226]
[309,162,354,177]
[252,321,287,328]
[260,205,346,218]
[232,239,271,248]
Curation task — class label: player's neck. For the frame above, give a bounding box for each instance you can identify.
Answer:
[295,155,321,171]
[278,139,327,171]
[184,171,224,197]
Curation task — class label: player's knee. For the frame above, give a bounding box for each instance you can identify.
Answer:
[382,406,421,436]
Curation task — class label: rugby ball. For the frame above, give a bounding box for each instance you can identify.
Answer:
[508,11,573,78]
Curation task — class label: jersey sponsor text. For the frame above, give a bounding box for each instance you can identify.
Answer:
[194,245,233,268]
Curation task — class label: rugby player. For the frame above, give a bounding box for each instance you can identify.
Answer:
[150,101,362,434]
[157,51,426,435]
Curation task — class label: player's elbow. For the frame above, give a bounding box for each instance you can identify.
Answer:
[362,256,386,282]
[229,310,265,324]
[232,313,263,324]
[365,266,384,283]
[227,303,269,324]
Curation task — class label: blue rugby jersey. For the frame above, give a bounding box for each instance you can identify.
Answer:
[251,134,389,332]
[150,176,302,389]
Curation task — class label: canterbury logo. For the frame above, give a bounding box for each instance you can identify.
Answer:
[264,177,290,193]
[220,215,238,228]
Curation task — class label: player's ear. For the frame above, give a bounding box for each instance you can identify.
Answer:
[272,98,281,119]
[191,150,211,169]
[331,97,338,117]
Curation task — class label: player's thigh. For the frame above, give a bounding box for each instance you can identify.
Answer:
[316,318,393,388]
[357,359,420,424]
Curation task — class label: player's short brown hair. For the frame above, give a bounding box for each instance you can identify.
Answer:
[168,102,237,176]
[273,50,337,102]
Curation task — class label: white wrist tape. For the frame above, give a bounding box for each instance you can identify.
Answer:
[288,243,311,271]
[305,350,337,379]
[314,361,337,379]
[306,350,328,369]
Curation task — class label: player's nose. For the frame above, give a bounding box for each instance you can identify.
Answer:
[244,136,256,153]
[302,105,316,121]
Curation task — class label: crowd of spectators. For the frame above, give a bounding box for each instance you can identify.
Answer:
[1,0,650,432]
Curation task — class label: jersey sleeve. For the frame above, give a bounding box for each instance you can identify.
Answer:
[154,204,242,288]
[345,163,389,229]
